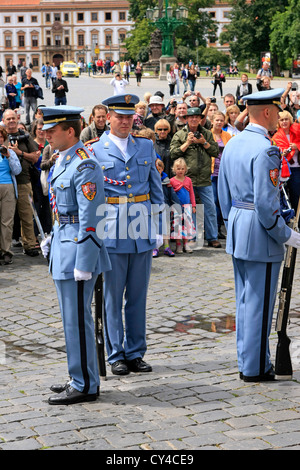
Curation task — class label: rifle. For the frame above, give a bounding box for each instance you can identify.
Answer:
[94,274,107,380]
[275,197,300,380]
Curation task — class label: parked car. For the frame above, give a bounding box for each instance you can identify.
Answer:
[60,61,79,78]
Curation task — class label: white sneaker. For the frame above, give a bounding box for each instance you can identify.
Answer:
[176,245,183,254]
[184,244,193,253]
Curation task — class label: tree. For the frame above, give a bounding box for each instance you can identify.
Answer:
[220,0,289,69]
[125,0,218,63]
[270,0,300,70]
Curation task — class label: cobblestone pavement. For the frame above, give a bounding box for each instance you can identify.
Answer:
[1,237,300,451]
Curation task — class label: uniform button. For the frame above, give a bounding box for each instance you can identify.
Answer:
[126,166,129,171]
[102,165,105,170]
[144,161,147,164]
[60,184,64,188]
[126,175,130,179]
[74,237,78,242]
[128,184,132,188]
[129,193,133,197]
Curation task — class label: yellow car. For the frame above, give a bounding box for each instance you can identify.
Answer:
[60,62,79,78]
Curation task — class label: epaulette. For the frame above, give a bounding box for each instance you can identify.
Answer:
[76,147,90,160]
[85,137,99,146]
[133,134,150,140]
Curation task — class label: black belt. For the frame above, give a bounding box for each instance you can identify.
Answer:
[59,215,79,224]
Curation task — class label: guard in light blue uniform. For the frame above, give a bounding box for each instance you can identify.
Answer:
[40,106,111,404]
[87,94,165,375]
[218,89,300,382]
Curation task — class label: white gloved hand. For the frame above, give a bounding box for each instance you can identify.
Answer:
[74,268,92,282]
[285,230,300,249]
[40,236,51,258]
[156,234,163,249]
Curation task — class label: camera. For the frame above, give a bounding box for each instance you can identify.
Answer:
[194,131,201,139]
[210,97,216,103]
[9,131,29,146]
[170,100,177,107]
[0,145,8,156]
[291,82,298,91]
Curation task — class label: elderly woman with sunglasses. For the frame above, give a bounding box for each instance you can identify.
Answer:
[154,119,172,177]
[0,126,22,265]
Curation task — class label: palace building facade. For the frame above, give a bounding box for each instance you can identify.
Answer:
[0,0,133,70]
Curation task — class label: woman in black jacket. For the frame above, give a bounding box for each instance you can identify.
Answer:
[154,119,172,177]
[236,73,253,111]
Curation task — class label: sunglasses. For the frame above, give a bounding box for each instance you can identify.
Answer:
[157,128,169,131]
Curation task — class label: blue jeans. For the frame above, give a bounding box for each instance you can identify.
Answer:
[55,96,67,106]
[189,80,196,91]
[193,185,218,241]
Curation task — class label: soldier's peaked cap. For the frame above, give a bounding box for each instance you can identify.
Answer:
[102,94,139,115]
[41,106,84,130]
[242,88,285,110]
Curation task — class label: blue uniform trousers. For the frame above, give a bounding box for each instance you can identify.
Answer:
[54,273,99,394]
[103,251,152,364]
[232,258,281,377]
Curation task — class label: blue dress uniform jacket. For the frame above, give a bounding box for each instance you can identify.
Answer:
[50,140,111,279]
[49,141,111,394]
[218,124,291,262]
[218,124,292,378]
[90,131,165,253]
[89,131,165,364]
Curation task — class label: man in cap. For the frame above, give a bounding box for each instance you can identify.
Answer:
[87,94,165,376]
[40,105,111,404]
[218,89,300,382]
[170,106,220,249]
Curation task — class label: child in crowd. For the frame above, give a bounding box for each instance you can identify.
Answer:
[153,158,180,258]
[169,158,196,253]
[133,101,147,130]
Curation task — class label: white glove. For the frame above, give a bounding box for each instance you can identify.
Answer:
[74,268,92,282]
[156,234,163,249]
[40,236,51,258]
[285,230,300,248]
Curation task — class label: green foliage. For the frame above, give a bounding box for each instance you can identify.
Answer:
[270,0,300,69]
[220,0,289,68]
[125,18,155,62]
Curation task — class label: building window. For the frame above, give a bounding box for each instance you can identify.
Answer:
[46,37,51,46]
[119,12,126,21]
[119,33,126,43]
[18,35,25,47]
[105,12,112,21]
[32,58,39,68]
[78,34,85,46]
[18,16,24,23]
[92,33,98,45]
[46,13,51,22]
[105,33,112,46]
[5,35,12,48]
[64,13,69,22]
[55,35,61,46]
[54,13,60,21]
[65,37,70,46]
[77,13,84,22]
[31,16,38,22]
[32,35,38,47]
[91,12,98,21]
[4,17,10,23]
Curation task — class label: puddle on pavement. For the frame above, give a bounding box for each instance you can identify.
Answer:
[174,314,236,335]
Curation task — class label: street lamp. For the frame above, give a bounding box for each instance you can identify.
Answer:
[146,0,188,58]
